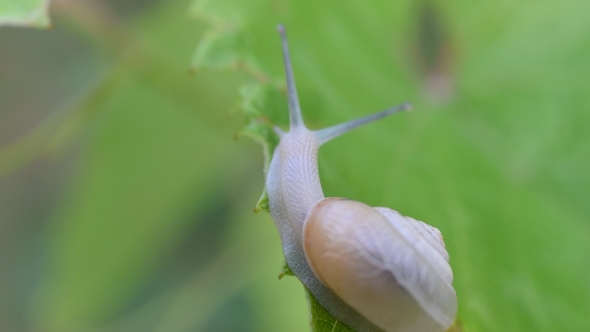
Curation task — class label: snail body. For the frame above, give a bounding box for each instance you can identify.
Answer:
[265,25,457,332]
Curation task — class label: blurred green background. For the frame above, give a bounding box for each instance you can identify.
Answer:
[1,0,589,332]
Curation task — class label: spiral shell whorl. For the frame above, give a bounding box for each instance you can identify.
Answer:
[304,199,457,332]
[375,208,449,262]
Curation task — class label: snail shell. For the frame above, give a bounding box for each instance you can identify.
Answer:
[264,25,457,332]
[304,198,455,332]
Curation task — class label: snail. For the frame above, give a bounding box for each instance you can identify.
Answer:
[264,24,457,332]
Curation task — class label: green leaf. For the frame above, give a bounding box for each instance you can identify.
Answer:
[37,70,241,330]
[237,83,285,212]
[238,118,277,212]
[190,30,241,71]
[306,288,354,332]
[277,261,294,280]
[32,3,251,330]
[192,0,590,331]
[0,0,50,28]
[5,1,309,331]
[279,262,353,332]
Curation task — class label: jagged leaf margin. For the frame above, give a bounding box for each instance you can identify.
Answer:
[189,2,356,331]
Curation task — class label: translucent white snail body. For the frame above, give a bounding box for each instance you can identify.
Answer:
[265,24,457,332]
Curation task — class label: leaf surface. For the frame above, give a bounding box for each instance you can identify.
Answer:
[191,0,590,331]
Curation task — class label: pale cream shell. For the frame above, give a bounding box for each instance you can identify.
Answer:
[303,198,457,332]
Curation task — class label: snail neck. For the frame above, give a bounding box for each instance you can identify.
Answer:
[266,127,324,245]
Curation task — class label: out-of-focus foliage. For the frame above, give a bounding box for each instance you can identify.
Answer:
[0,0,589,332]
[1,1,309,331]
[0,0,50,28]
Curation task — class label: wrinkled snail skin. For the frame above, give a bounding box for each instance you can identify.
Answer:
[265,24,457,332]
[266,126,382,332]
